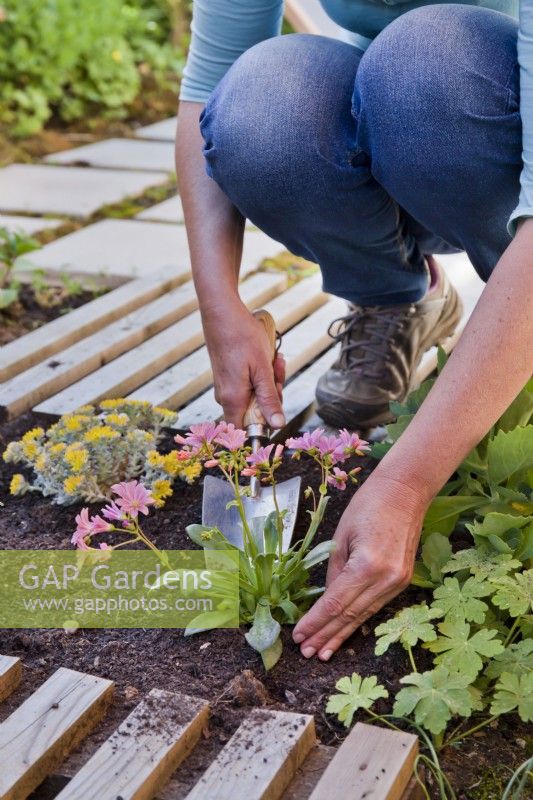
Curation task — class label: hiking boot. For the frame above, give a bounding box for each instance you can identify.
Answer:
[315,258,463,428]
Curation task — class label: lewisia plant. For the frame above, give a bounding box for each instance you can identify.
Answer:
[70,422,368,670]
[174,422,368,669]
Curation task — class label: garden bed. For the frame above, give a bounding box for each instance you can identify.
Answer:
[0,411,529,799]
[0,284,104,346]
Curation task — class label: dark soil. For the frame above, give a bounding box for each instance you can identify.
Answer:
[0,412,530,799]
[0,285,105,346]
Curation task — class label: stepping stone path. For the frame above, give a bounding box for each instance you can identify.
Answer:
[22,218,285,285]
[0,117,485,432]
[0,214,62,236]
[0,164,167,218]
[137,195,184,223]
[46,138,175,173]
[135,116,177,141]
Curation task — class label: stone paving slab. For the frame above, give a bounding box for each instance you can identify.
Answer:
[0,214,62,235]
[137,195,184,223]
[135,117,177,141]
[136,194,258,230]
[21,218,285,285]
[0,164,168,218]
[46,138,175,173]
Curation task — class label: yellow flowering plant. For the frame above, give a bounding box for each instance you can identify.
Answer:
[4,400,197,506]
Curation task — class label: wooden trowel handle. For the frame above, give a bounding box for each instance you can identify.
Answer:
[243,309,277,429]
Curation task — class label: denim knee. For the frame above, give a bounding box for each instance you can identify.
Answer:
[354,4,519,191]
[200,33,363,214]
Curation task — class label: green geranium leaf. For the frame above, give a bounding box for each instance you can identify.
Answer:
[468,513,531,541]
[374,603,442,655]
[426,619,504,678]
[490,671,533,722]
[490,570,533,618]
[431,576,492,624]
[487,426,533,486]
[443,548,521,580]
[423,496,482,536]
[485,640,533,680]
[326,673,388,728]
[393,666,474,736]
[421,533,453,584]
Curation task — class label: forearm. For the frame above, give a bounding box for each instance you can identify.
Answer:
[378,219,533,502]
[176,100,246,316]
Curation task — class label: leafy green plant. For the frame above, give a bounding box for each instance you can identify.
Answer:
[327,373,533,797]
[0,226,40,310]
[160,422,368,669]
[0,0,185,136]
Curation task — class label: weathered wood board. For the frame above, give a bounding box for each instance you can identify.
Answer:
[55,689,208,800]
[0,667,113,800]
[185,710,316,800]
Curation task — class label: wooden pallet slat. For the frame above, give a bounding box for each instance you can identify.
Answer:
[0,656,22,704]
[175,297,344,429]
[186,709,316,800]
[128,276,327,408]
[34,272,287,416]
[0,667,113,800]
[0,275,180,383]
[55,689,208,800]
[308,722,418,800]
[0,281,201,420]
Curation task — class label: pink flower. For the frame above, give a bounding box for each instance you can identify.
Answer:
[214,422,247,451]
[99,543,111,550]
[241,467,257,477]
[246,444,275,467]
[285,429,326,452]
[317,434,341,458]
[327,467,348,491]
[102,501,124,521]
[111,480,155,518]
[333,429,369,461]
[174,422,223,452]
[204,459,219,468]
[71,508,112,549]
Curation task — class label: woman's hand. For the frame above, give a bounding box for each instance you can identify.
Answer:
[292,470,430,661]
[202,300,286,428]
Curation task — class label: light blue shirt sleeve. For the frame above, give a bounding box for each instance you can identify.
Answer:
[180,0,284,103]
[509,0,533,233]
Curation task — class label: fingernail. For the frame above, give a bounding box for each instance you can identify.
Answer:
[301,646,316,659]
[293,633,304,644]
[271,413,286,429]
[319,649,333,662]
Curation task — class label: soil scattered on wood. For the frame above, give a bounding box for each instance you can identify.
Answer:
[0,413,530,798]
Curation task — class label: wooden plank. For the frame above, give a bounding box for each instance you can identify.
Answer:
[34,273,287,416]
[0,281,201,420]
[175,298,344,428]
[285,0,321,34]
[0,656,22,704]
[55,689,208,800]
[128,277,326,408]
[0,667,113,800]
[273,345,339,440]
[308,723,418,800]
[0,276,179,382]
[186,710,315,800]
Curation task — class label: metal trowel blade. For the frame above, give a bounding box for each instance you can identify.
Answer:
[202,474,301,552]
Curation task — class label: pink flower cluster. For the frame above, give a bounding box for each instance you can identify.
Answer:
[242,443,284,477]
[71,480,154,550]
[285,428,368,464]
[174,421,247,455]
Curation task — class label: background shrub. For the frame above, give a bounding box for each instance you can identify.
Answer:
[0,0,188,136]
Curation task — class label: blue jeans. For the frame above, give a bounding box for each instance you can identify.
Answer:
[200,5,521,306]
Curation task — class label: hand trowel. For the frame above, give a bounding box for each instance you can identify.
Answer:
[202,309,301,552]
